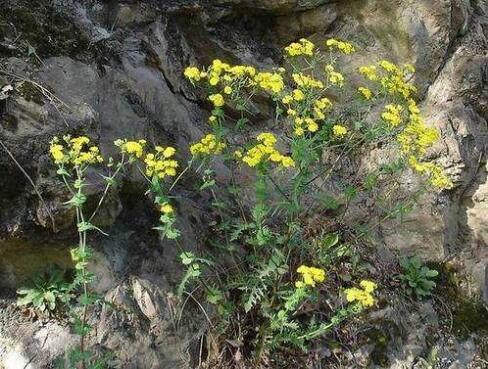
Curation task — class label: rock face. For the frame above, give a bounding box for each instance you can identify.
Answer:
[1,0,488,368]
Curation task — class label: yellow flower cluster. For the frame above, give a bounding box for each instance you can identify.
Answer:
[185,59,286,107]
[292,73,324,89]
[50,143,65,164]
[144,146,178,179]
[396,102,438,156]
[49,136,103,167]
[333,124,348,138]
[408,156,453,189]
[358,86,373,100]
[184,60,259,95]
[184,66,203,82]
[295,265,326,288]
[292,89,305,101]
[325,39,355,54]
[254,72,285,93]
[190,134,226,156]
[359,61,416,98]
[381,104,403,127]
[160,203,174,214]
[380,73,417,99]
[379,60,417,98]
[293,117,319,135]
[283,94,332,135]
[209,93,225,107]
[238,133,295,168]
[325,65,344,86]
[344,280,377,308]
[117,139,146,158]
[284,38,315,57]
[378,60,400,73]
[394,99,452,189]
[359,65,378,81]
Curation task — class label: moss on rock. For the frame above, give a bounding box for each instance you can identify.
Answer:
[366,327,390,366]
[0,1,90,58]
[432,261,488,358]
[17,81,45,105]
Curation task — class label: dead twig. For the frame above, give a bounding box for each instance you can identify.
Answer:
[0,69,71,127]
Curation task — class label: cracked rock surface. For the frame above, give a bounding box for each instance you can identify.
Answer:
[0,0,488,368]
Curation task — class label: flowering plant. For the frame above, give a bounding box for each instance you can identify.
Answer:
[178,37,450,362]
[44,37,450,367]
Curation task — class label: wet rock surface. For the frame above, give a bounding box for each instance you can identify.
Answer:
[1,0,488,368]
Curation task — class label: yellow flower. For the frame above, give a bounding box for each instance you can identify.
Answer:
[325,39,355,54]
[358,65,378,81]
[358,87,373,100]
[211,59,230,74]
[295,126,304,136]
[333,125,347,138]
[292,89,305,101]
[122,141,145,158]
[345,280,377,308]
[282,95,293,104]
[223,86,233,94]
[49,136,104,167]
[287,109,297,117]
[144,147,178,179]
[408,156,453,190]
[281,156,295,168]
[256,132,277,146]
[209,93,225,107]
[296,265,326,287]
[324,65,344,86]
[160,203,174,214]
[360,280,377,293]
[50,143,66,164]
[70,136,90,152]
[240,133,294,169]
[285,38,315,57]
[329,71,344,86]
[209,73,220,86]
[254,72,284,93]
[381,104,403,127]
[315,97,332,110]
[379,60,400,73]
[162,147,176,158]
[190,134,226,156]
[305,118,318,132]
[184,67,201,82]
[292,73,324,89]
[208,116,217,124]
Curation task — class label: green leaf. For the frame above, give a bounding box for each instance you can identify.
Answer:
[73,179,85,189]
[316,194,340,210]
[56,168,70,177]
[77,221,108,236]
[344,185,357,200]
[425,269,439,278]
[322,233,339,249]
[207,287,224,305]
[200,179,216,191]
[180,252,195,265]
[102,175,116,186]
[64,193,87,208]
